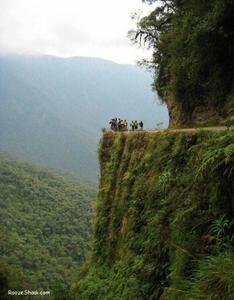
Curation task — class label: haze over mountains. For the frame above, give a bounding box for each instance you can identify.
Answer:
[0,54,168,179]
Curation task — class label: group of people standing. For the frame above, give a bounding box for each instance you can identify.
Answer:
[109,118,144,131]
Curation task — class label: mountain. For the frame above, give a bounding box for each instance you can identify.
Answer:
[0,153,94,295]
[0,54,168,179]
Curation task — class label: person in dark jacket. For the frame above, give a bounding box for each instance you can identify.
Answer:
[134,120,138,130]
[139,121,144,130]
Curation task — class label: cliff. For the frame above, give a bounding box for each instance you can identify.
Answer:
[167,93,234,128]
[74,130,234,299]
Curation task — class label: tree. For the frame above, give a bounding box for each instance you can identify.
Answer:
[131,0,234,127]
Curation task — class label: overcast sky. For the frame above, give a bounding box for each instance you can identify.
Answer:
[0,0,156,64]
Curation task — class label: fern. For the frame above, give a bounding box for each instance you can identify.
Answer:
[156,170,173,195]
[209,216,234,252]
[196,132,234,179]
[182,252,234,300]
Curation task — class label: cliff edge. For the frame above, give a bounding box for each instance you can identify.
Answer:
[74,129,234,299]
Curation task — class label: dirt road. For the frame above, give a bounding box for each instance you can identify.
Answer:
[107,126,234,135]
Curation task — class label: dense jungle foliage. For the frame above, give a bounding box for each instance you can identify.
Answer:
[0,154,95,299]
[131,0,234,117]
[74,129,234,299]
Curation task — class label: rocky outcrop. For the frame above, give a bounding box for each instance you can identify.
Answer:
[168,93,234,128]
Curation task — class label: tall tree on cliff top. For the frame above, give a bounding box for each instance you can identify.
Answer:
[131,0,234,127]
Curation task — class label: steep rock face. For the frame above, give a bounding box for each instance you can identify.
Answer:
[75,130,234,299]
[168,94,234,128]
[168,100,221,128]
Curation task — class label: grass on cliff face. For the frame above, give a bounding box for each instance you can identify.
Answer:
[74,130,234,300]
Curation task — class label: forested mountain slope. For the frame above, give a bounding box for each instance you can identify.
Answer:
[0,153,95,298]
[0,55,168,179]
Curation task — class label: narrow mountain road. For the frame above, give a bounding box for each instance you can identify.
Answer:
[107,126,234,134]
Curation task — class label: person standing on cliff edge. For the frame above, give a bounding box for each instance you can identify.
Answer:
[139,121,144,130]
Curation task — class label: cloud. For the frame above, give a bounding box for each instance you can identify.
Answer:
[0,0,154,63]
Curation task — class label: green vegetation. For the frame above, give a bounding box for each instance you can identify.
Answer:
[0,154,95,299]
[74,130,234,299]
[131,0,234,124]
